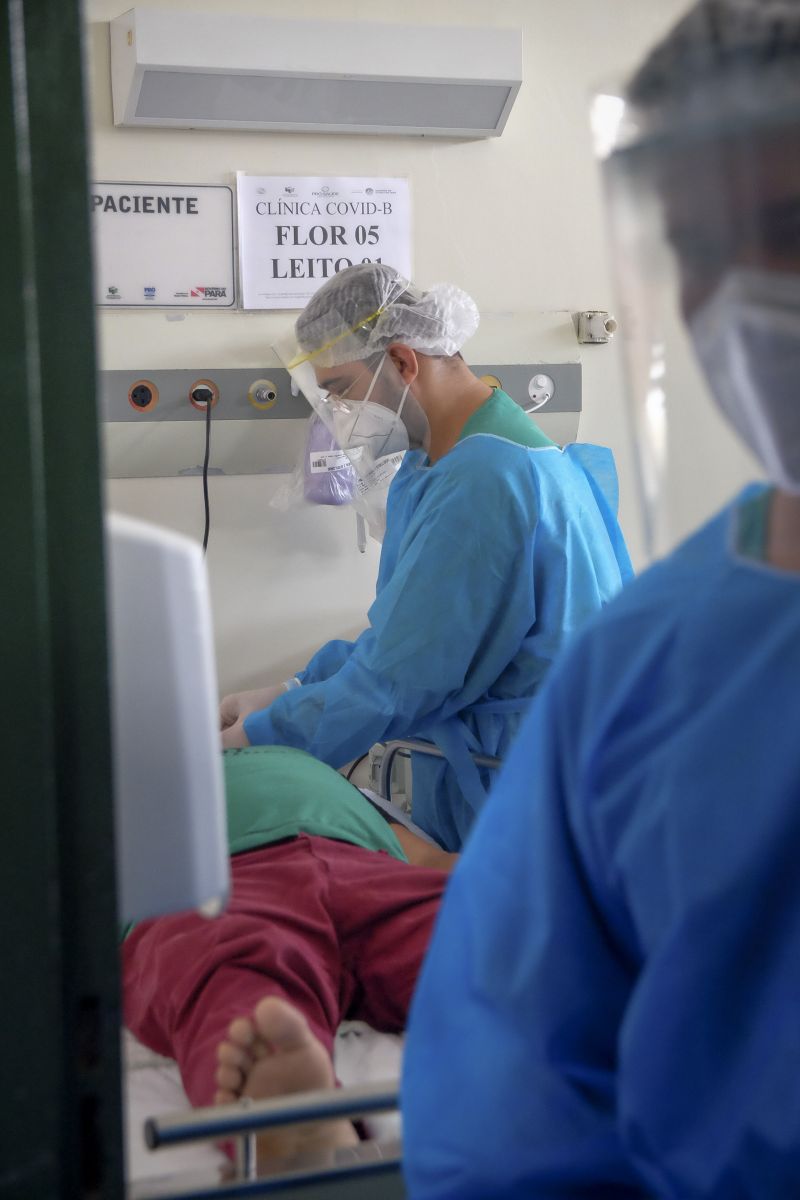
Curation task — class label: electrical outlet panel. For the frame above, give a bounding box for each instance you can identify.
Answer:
[100,363,581,478]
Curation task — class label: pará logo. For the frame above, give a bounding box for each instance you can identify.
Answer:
[192,286,227,299]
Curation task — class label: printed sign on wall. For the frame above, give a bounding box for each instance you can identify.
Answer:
[92,182,235,307]
[237,175,411,310]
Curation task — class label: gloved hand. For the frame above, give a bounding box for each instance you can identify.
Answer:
[219,683,291,748]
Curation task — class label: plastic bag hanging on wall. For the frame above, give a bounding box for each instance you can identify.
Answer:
[271,414,357,512]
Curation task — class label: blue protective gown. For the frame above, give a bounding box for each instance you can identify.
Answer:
[245,434,632,850]
[402,488,800,1198]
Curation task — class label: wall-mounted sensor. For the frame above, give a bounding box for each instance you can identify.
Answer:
[189,379,219,411]
[128,379,159,413]
[247,378,279,411]
[527,373,554,411]
[578,311,618,344]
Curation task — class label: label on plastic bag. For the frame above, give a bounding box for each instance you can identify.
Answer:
[309,450,351,474]
[355,453,405,498]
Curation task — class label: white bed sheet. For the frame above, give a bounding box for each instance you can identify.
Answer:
[124,1023,404,1183]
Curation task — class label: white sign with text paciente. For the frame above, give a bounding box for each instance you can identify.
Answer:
[92,182,235,307]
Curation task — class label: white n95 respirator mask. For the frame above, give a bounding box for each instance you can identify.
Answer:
[332,398,410,460]
[329,353,411,460]
[690,268,800,494]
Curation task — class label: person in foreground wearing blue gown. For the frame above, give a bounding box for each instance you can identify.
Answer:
[402,1,800,1196]
[221,262,632,851]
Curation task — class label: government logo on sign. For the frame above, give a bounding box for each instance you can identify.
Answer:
[192,286,227,299]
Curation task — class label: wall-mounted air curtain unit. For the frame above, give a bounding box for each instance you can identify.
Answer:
[110,9,522,138]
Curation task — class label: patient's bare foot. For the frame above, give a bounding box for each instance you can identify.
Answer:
[214,996,358,1164]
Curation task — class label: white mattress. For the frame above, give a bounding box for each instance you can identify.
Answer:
[124,1023,404,1183]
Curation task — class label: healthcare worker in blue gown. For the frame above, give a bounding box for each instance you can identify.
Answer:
[403,1,800,1195]
[220,263,632,851]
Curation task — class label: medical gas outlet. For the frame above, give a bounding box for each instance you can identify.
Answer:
[247,379,279,411]
[189,379,219,411]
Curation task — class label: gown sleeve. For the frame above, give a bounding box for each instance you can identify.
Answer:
[296,638,358,685]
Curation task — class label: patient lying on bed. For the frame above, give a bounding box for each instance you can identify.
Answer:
[122,745,454,1167]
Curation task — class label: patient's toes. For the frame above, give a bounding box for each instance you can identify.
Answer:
[213,1032,256,1103]
[226,1016,257,1050]
[217,1041,250,1071]
[215,1063,244,1094]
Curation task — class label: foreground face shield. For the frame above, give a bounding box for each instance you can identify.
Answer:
[594,79,800,560]
[275,327,430,538]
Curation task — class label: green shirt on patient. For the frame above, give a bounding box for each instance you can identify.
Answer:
[459,388,555,449]
[121,747,404,939]
[223,745,407,862]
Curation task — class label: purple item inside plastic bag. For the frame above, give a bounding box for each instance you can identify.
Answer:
[303,415,357,506]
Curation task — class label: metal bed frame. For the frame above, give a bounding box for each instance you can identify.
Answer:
[129,1081,405,1199]
[376,738,502,804]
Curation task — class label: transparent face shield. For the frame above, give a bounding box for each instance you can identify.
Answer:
[275,322,431,540]
[594,86,800,562]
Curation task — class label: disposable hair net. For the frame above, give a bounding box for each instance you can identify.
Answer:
[293,262,479,369]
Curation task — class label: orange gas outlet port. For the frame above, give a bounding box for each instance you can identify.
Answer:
[128,379,159,413]
[189,379,220,412]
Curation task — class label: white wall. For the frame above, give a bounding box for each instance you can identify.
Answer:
[86,0,694,693]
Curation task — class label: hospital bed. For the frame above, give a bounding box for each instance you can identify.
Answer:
[109,517,407,1197]
[123,755,502,1198]
[123,770,462,1198]
[111,518,503,1198]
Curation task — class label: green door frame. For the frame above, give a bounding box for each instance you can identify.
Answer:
[1,0,123,1194]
